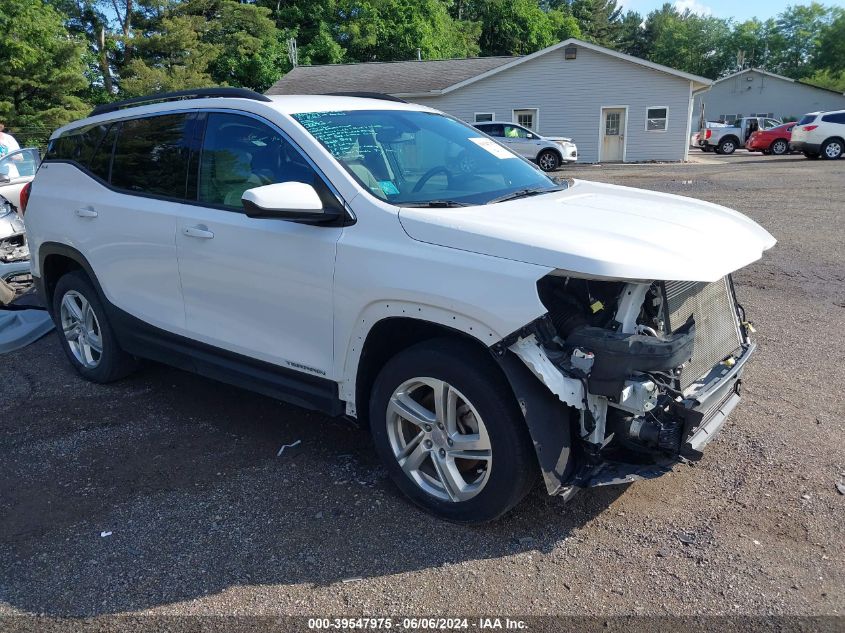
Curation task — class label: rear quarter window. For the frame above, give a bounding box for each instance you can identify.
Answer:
[110,114,194,199]
[45,123,111,167]
[821,112,845,124]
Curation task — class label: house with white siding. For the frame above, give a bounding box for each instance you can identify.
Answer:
[693,68,845,124]
[267,38,712,163]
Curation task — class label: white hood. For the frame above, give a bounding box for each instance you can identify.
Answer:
[398,179,776,282]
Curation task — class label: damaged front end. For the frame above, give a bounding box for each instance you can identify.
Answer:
[1,197,32,306]
[493,272,755,497]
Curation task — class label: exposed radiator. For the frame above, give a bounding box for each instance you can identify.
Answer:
[663,277,743,388]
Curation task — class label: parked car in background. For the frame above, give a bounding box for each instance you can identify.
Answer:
[0,148,39,302]
[700,117,782,154]
[26,89,774,522]
[746,122,795,155]
[690,121,728,152]
[790,110,845,160]
[0,148,40,210]
[473,121,577,171]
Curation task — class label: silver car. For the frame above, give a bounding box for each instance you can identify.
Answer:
[1,148,40,302]
[474,122,577,171]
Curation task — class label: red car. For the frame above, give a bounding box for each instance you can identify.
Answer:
[747,123,795,155]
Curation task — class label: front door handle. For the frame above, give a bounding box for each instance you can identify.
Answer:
[75,207,98,218]
[183,225,214,239]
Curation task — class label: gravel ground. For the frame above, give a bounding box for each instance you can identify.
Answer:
[1,152,843,620]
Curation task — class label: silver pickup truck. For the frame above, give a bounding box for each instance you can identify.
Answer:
[699,116,782,154]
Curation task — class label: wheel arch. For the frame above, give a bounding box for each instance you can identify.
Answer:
[536,146,563,163]
[38,243,103,315]
[349,314,501,426]
[719,134,740,146]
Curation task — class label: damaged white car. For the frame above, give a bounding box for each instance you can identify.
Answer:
[25,90,775,522]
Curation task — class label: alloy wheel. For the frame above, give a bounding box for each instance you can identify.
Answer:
[386,378,492,503]
[59,290,103,369]
[772,140,788,155]
[538,152,558,171]
[824,141,842,159]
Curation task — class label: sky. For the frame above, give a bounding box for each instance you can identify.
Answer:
[620,0,845,22]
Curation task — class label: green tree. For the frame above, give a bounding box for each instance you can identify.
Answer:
[461,0,577,56]
[616,10,648,58]
[814,8,845,78]
[0,0,88,144]
[641,4,732,78]
[725,18,785,73]
[771,2,830,78]
[555,0,622,45]
[336,0,481,61]
[121,0,283,95]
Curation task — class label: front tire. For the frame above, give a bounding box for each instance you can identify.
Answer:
[537,149,560,172]
[52,271,138,383]
[369,339,537,523]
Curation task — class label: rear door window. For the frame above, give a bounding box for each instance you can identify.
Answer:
[111,114,194,199]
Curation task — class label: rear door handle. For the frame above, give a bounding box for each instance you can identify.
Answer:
[75,207,98,218]
[183,225,214,239]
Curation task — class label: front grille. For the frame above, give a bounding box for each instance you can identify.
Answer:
[663,277,743,389]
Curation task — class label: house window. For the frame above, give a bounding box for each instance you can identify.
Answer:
[513,108,538,131]
[646,107,668,132]
[474,112,494,123]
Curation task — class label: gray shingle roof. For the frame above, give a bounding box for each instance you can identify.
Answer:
[266,57,519,97]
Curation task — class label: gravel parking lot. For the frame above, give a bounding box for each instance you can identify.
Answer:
[1,152,843,621]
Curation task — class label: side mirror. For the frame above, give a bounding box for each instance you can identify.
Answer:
[241,181,341,224]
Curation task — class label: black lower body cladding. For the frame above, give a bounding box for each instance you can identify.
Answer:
[565,321,695,397]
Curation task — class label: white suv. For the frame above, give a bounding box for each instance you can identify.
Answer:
[790,110,845,159]
[473,121,577,170]
[24,88,775,522]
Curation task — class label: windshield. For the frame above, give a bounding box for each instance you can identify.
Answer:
[292,110,557,205]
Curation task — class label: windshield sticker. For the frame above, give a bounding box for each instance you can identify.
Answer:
[378,180,400,196]
[468,137,517,159]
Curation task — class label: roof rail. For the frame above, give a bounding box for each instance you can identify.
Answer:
[90,87,273,117]
[324,92,408,103]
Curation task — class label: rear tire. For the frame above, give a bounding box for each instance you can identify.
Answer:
[770,139,789,155]
[52,271,138,383]
[369,338,537,523]
[820,138,843,160]
[717,138,737,154]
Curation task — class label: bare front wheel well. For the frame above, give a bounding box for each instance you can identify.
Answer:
[354,318,502,427]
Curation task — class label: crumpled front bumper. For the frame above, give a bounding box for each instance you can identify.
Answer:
[567,341,755,495]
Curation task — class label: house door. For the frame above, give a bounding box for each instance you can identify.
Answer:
[600,108,626,162]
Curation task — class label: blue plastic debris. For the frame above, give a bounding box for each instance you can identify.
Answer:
[0,309,54,354]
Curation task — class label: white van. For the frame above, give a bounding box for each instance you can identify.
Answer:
[24,88,775,522]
